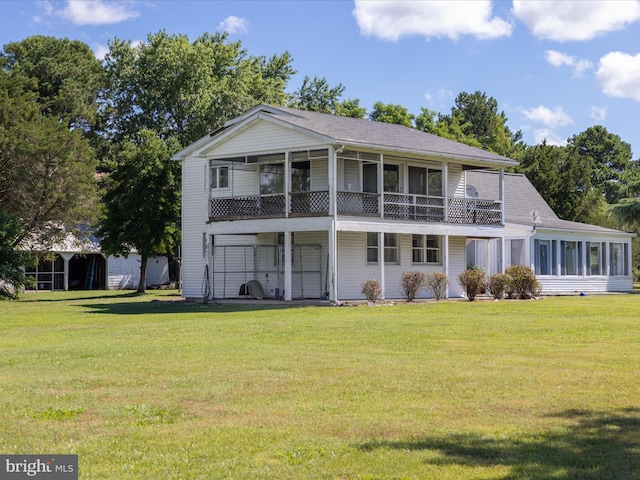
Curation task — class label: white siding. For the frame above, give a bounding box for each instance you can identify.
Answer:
[336,232,449,300]
[106,254,167,289]
[229,165,257,197]
[311,159,329,191]
[181,155,210,299]
[204,120,323,157]
[448,236,467,298]
[342,159,360,191]
[337,231,373,299]
[448,164,465,198]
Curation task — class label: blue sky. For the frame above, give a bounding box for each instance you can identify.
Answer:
[2,0,640,157]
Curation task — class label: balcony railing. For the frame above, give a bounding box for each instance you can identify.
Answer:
[209,191,502,225]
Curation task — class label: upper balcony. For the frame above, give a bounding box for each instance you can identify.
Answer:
[209,190,502,225]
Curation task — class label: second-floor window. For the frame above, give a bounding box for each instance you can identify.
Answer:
[260,164,284,195]
[210,166,229,189]
[408,166,442,196]
[291,160,310,192]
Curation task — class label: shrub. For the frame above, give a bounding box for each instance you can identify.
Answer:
[361,278,382,303]
[425,272,449,300]
[505,265,541,299]
[457,269,486,302]
[487,273,507,299]
[400,271,427,302]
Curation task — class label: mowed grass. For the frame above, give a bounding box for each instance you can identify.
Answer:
[1,291,640,479]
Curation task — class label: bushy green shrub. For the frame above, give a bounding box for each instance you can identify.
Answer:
[425,272,449,300]
[487,273,507,299]
[505,265,541,299]
[361,278,382,303]
[400,271,426,302]
[457,269,486,302]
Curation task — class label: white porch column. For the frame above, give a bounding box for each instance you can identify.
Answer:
[328,222,338,302]
[499,168,505,225]
[443,162,449,222]
[284,152,290,218]
[444,234,450,298]
[60,253,74,291]
[379,231,385,299]
[284,230,292,301]
[378,155,384,218]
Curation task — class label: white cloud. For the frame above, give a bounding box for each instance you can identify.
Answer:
[533,128,567,146]
[353,0,513,42]
[218,15,249,35]
[596,51,640,101]
[39,0,138,25]
[521,106,573,128]
[92,43,109,60]
[590,106,607,122]
[544,50,593,77]
[513,0,640,42]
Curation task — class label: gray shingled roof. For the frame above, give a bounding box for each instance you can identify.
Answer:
[226,104,518,167]
[466,170,629,234]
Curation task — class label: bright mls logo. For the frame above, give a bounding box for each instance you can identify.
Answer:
[1,455,77,479]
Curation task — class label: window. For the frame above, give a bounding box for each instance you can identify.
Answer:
[260,164,284,195]
[408,166,442,196]
[384,233,399,264]
[383,164,399,193]
[363,163,377,193]
[210,166,229,189]
[412,235,441,264]
[610,242,629,276]
[427,169,443,196]
[366,232,378,264]
[506,239,525,267]
[561,241,582,276]
[534,239,557,275]
[291,160,310,192]
[586,242,605,275]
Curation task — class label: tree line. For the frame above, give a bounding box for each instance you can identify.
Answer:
[0,32,638,297]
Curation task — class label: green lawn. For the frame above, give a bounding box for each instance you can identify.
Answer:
[1,291,639,479]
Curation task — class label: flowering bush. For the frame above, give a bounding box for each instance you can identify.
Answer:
[400,271,427,302]
[361,278,382,303]
[425,272,449,300]
[457,268,486,302]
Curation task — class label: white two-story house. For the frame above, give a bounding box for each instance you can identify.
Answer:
[173,105,634,302]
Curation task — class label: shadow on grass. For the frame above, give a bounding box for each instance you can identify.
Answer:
[360,408,640,479]
[80,299,306,315]
[18,291,145,303]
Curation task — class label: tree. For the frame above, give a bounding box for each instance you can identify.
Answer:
[0,210,35,299]
[101,30,295,146]
[1,35,104,130]
[0,69,97,248]
[516,141,606,224]
[288,75,344,113]
[288,75,365,118]
[568,126,637,204]
[439,91,522,157]
[369,102,413,127]
[98,130,181,293]
[415,107,483,148]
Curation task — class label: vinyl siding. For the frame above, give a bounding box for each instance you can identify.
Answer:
[336,232,448,300]
[448,236,467,298]
[448,164,465,197]
[181,156,210,299]
[204,120,323,157]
